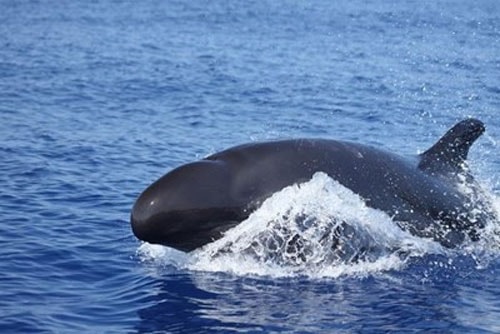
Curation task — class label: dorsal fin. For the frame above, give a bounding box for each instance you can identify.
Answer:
[418,118,485,173]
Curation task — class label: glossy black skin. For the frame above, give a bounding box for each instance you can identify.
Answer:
[131,119,491,252]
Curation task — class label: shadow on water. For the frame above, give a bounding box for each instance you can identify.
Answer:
[134,271,266,333]
[131,259,490,333]
[134,276,213,333]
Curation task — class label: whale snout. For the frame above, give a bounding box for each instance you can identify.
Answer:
[130,179,183,247]
[131,203,196,251]
[130,195,164,244]
[130,160,242,251]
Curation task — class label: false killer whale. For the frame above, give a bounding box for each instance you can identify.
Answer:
[131,119,495,252]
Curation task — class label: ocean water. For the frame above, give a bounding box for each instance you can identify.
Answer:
[1,0,499,333]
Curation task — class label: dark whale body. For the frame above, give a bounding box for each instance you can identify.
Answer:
[131,119,494,252]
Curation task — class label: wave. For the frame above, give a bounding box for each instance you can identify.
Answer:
[137,172,500,279]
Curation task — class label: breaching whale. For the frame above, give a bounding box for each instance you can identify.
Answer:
[131,119,495,252]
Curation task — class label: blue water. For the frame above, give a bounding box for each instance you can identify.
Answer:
[1,0,499,332]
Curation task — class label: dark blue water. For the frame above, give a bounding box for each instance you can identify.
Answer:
[1,0,499,332]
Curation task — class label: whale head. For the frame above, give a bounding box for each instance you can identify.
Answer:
[131,160,243,252]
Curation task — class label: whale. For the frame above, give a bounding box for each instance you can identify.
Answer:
[131,119,496,252]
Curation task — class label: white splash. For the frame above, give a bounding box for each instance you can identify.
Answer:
[189,172,440,278]
[137,242,189,268]
[136,172,500,278]
[137,172,448,278]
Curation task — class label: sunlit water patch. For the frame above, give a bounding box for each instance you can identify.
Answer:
[137,172,500,279]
